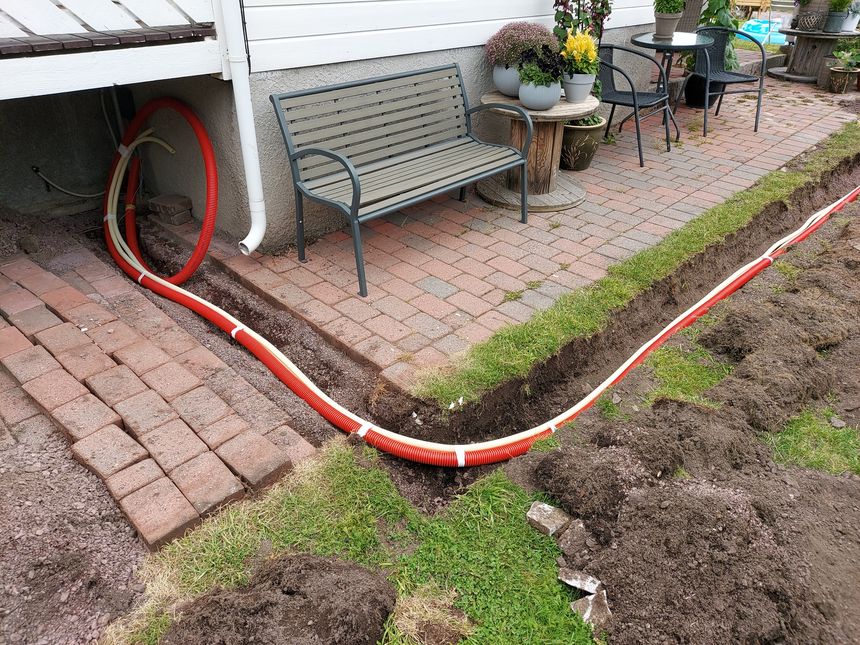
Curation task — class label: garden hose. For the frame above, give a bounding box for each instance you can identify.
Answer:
[104,98,860,467]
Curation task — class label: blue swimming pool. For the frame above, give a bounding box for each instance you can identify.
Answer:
[740,19,787,45]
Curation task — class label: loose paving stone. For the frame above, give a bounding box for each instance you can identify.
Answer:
[105,458,164,500]
[114,389,178,438]
[0,387,41,426]
[15,268,66,295]
[119,477,200,549]
[40,285,90,315]
[0,326,32,360]
[170,451,245,515]
[71,424,148,479]
[527,500,571,537]
[0,287,42,317]
[570,589,612,631]
[175,346,228,379]
[138,418,208,472]
[140,361,202,402]
[266,425,317,464]
[558,568,602,594]
[216,431,291,489]
[172,386,232,432]
[86,320,144,354]
[52,393,123,442]
[85,365,148,406]
[114,340,171,376]
[23,369,89,412]
[0,369,16,392]
[35,322,91,355]
[7,306,62,339]
[1,345,60,383]
[55,343,117,381]
[197,413,249,449]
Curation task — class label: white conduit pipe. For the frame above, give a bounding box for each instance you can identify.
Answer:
[106,135,859,466]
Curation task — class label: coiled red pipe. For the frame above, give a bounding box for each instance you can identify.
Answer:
[103,99,860,467]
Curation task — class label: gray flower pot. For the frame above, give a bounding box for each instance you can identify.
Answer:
[563,73,596,104]
[654,12,683,39]
[493,65,521,97]
[518,82,561,111]
[824,11,849,32]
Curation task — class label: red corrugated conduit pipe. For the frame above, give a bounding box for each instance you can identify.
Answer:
[103,98,860,468]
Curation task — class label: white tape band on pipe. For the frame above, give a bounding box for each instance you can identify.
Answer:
[137,273,145,284]
[357,423,372,438]
[455,446,466,467]
[549,424,557,433]
[230,325,245,339]
[117,144,130,158]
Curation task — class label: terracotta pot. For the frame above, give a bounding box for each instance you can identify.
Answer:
[654,11,683,39]
[561,117,606,171]
[829,66,859,93]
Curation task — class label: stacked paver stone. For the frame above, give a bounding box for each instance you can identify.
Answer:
[0,254,315,549]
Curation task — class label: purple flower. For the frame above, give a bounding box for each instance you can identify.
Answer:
[485,22,557,68]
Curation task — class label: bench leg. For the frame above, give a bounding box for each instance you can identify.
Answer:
[295,189,306,262]
[457,185,467,202]
[520,162,528,224]
[350,219,369,297]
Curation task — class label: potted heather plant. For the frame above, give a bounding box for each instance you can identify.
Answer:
[485,22,557,97]
[518,44,563,110]
[830,47,859,92]
[654,0,686,38]
[560,30,600,103]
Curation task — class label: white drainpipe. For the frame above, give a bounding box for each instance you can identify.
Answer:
[219,0,267,255]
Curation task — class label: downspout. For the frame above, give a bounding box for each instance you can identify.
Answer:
[219,0,267,255]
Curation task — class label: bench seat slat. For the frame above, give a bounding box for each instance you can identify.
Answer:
[285,76,462,129]
[278,67,457,111]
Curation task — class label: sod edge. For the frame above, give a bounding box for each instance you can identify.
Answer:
[415,121,860,407]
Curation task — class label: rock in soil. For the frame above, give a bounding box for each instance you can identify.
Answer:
[161,554,396,645]
[558,568,602,594]
[570,589,612,632]
[526,501,570,536]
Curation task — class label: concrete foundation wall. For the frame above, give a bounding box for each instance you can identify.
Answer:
[0,90,115,215]
[132,24,653,253]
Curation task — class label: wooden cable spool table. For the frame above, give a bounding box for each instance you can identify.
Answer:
[768,28,860,84]
[476,91,600,212]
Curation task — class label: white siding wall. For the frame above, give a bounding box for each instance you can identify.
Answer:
[244,0,653,73]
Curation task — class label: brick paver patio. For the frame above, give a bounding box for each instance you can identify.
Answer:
[181,78,855,392]
[0,254,315,549]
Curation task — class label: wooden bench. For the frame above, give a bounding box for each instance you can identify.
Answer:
[270,64,533,297]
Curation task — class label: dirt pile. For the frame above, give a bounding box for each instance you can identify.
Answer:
[532,211,860,643]
[161,554,396,645]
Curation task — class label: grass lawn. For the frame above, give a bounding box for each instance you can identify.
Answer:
[108,442,592,645]
[415,121,860,407]
[644,344,732,407]
[766,407,860,476]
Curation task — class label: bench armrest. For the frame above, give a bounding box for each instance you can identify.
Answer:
[291,147,361,215]
[466,103,533,158]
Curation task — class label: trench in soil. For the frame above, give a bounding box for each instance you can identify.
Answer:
[136,152,860,445]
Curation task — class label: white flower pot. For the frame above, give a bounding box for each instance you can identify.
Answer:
[518,82,561,111]
[493,65,521,97]
[563,73,596,104]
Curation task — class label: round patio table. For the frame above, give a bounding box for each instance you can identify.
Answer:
[475,91,599,212]
[631,31,715,92]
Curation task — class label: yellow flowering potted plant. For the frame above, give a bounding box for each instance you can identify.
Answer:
[561,30,599,103]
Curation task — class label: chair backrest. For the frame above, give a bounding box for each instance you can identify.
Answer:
[271,65,469,183]
[695,27,731,74]
[677,0,707,33]
[598,45,619,94]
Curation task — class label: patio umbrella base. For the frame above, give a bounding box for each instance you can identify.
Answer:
[476,173,586,213]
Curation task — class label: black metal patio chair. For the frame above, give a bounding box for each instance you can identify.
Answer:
[598,44,680,168]
[674,27,766,137]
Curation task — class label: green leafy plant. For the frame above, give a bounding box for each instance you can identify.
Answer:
[655,0,685,13]
[568,113,604,126]
[518,45,563,85]
[834,48,860,70]
[829,0,852,11]
[554,0,612,41]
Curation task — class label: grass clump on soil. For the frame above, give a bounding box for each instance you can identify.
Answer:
[109,442,592,645]
[415,121,860,407]
[595,394,626,420]
[645,344,732,407]
[766,408,860,476]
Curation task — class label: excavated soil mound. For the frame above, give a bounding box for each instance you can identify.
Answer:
[161,554,396,645]
[533,212,860,643]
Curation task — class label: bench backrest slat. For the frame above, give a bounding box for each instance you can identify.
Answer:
[272,65,469,183]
